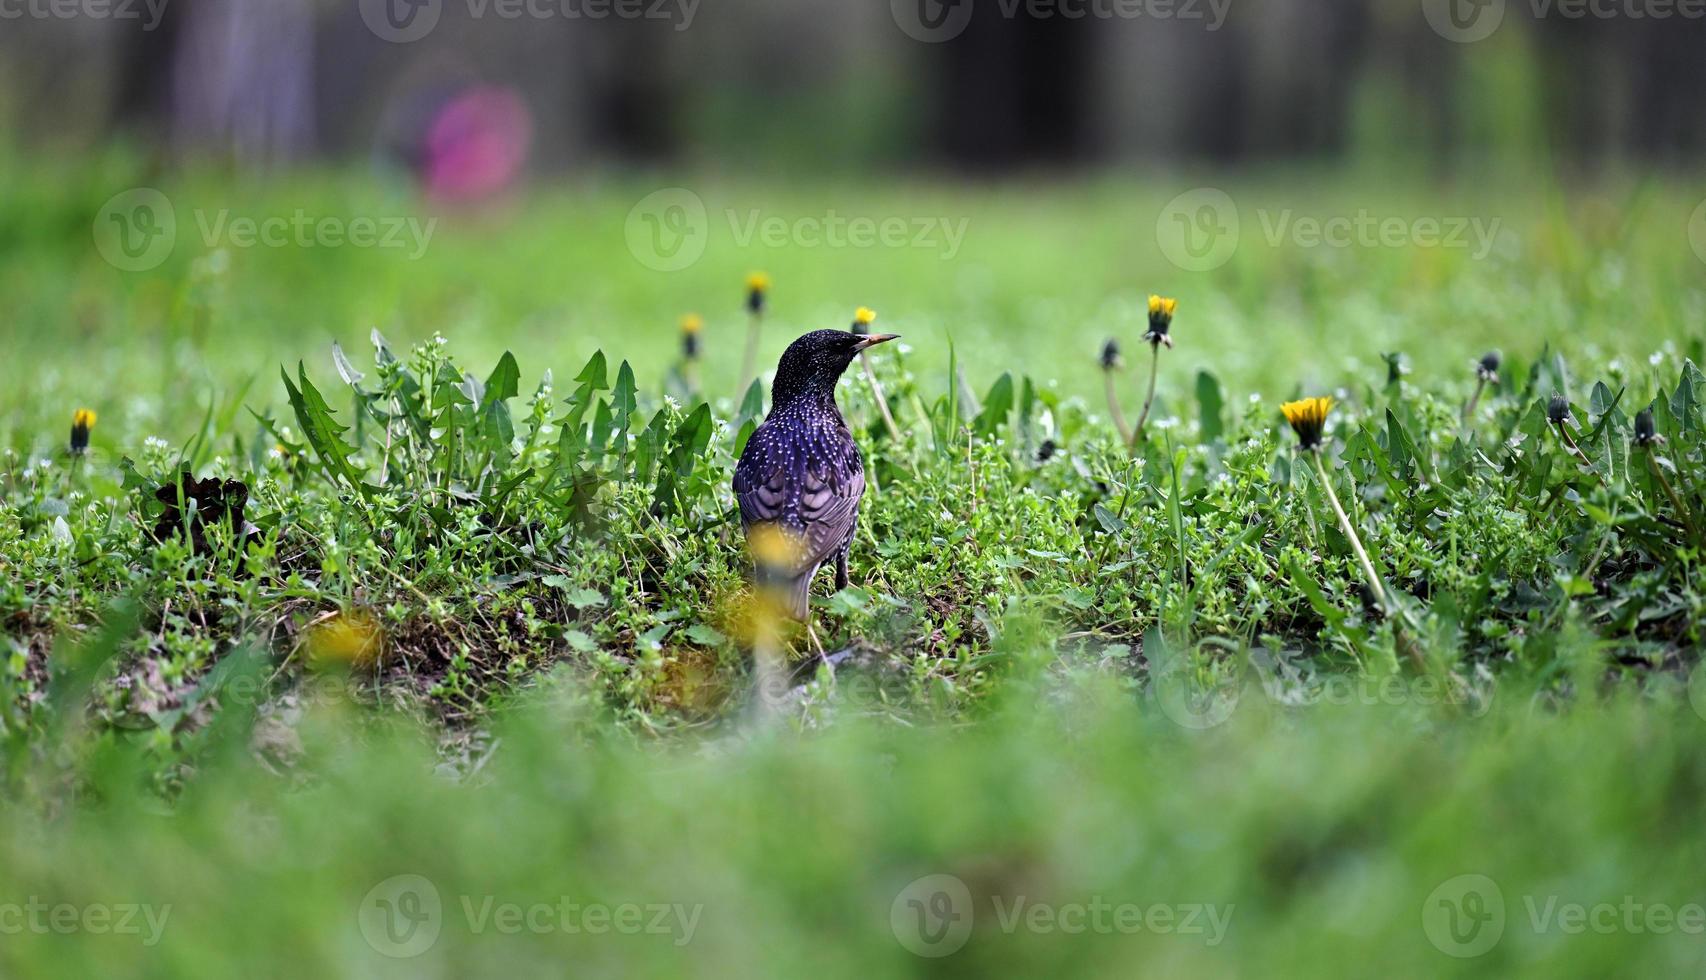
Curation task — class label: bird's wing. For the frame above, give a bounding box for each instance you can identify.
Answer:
[733,433,789,529]
[795,451,864,572]
[734,433,863,578]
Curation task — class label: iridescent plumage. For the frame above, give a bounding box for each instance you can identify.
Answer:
[733,329,897,618]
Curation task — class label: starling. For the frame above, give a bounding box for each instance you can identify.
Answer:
[733,329,899,619]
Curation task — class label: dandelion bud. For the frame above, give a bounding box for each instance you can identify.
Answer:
[70,408,96,456]
[1144,295,1178,349]
[1100,338,1123,371]
[1547,393,1572,426]
[746,272,771,315]
[1634,408,1660,448]
[680,314,703,360]
[852,307,877,336]
[1477,351,1502,383]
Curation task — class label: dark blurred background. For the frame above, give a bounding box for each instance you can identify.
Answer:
[4,0,1703,178]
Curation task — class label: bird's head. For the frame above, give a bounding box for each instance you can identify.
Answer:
[772,329,899,406]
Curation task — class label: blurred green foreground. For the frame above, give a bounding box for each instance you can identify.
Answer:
[4,159,1706,977]
[5,674,1706,978]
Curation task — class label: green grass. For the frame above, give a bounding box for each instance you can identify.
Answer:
[3,158,1706,976]
[7,682,1706,976]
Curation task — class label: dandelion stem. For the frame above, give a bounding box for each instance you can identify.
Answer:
[1462,376,1487,422]
[860,353,902,444]
[1310,451,1424,666]
[1644,450,1699,543]
[1103,371,1133,446]
[1131,345,1161,448]
[1556,421,1608,490]
[1310,453,1383,611]
[740,312,763,397]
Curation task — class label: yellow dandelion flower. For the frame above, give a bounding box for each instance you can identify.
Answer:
[1145,295,1178,348]
[746,272,771,315]
[1281,396,1334,452]
[70,408,97,455]
[852,306,877,335]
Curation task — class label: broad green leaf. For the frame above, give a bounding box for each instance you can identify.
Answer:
[573,350,609,390]
[484,351,520,404]
[282,363,366,495]
[973,372,1014,437]
[1196,371,1224,443]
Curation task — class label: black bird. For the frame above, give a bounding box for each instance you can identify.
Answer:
[734,329,899,619]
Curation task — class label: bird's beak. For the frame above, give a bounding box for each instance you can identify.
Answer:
[855,333,900,352]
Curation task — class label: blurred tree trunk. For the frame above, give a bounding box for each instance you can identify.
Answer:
[930,7,1095,170]
[171,0,317,166]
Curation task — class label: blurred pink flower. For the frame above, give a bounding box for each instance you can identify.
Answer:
[422,85,532,203]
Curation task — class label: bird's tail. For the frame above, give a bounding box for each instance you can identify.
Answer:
[755,566,813,621]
